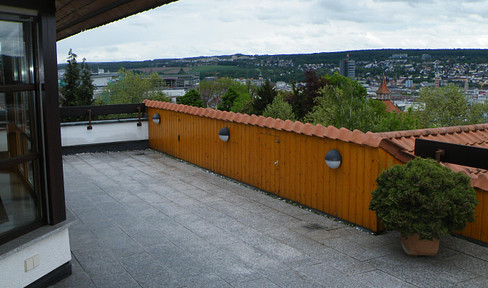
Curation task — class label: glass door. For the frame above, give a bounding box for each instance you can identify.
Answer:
[0,13,44,243]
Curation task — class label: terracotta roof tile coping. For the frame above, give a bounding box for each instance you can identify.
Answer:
[350,129,365,144]
[377,123,488,140]
[248,115,259,125]
[264,117,275,128]
[144,100,385,148]
[231,113,243,123]
[272,119,285,130]
[323,126,340,140]
[473,174,488,192]
[311,124,325,137]
[292,121,304,134]
[302,123,314,136]
[256,116,267,127]
[283,120,294,131]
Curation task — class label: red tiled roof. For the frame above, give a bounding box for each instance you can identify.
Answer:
[376,124,488,191]
[381,100,402,114]
[376,76,391,95]
[144,100,383,148]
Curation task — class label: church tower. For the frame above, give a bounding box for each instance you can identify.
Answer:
[376,76,392,100]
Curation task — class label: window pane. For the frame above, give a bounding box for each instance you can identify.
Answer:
[0,159,42,235]
[0,20,34,85]
[0,90,36,159]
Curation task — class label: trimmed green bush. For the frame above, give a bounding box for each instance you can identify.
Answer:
[369,157,478,240]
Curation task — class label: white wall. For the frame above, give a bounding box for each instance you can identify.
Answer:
[61,120,148,147]
[0,227,71,288]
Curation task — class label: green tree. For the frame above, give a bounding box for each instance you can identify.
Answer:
[104,69,151,104]
[77,58,95,105]
[304,86,377,131]
[60,49,80,106]
[292,70,329,119]
[374,108,419,132]
[177,89,204,107]
[263,94,296,121]
[467,101,488,124]
[305,86,419,132]
[302,72,419,132]
[414,84,470,127]
[200,77,254,108]
[231,92,252,113]
[200,78,234,107]
[252,79,277,115]
[102,70,170,104]
[217,87,239,111]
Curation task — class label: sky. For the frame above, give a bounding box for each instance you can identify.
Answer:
[56,0,488,63]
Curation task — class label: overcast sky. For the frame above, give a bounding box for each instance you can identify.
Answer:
[56,0,488,63]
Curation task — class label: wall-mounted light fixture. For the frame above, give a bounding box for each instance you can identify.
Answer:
[325,149,342,169]
[219,127,230,142]
[152,113,161,124]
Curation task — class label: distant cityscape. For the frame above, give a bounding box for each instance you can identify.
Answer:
[58,49,488,109]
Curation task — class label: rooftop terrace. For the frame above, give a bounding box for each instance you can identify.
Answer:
[54,150,488,287]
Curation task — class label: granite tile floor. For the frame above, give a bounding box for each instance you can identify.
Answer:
[53,150,488,288]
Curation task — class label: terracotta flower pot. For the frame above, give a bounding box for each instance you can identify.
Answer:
[401,234,439,256]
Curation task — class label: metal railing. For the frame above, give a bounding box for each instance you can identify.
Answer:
[59,103,146,129]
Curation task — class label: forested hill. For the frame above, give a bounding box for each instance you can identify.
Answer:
[58,49,488,70]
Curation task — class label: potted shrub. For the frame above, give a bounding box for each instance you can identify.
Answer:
[369,157,478,256]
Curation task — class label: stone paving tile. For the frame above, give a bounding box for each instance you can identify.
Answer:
[232,277,280,288]
[53,255,96,288]
[54,151,488,288]
[455,276,488,288]
[174,272,232,288]
[345,270,417,288]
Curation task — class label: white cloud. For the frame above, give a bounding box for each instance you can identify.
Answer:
[56,0,488,63]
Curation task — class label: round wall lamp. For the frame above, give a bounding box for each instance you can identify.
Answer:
[152,113,161,124]
[325,149,342,169]
[219,127,230,142]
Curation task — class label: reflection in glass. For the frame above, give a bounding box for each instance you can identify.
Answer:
[0,160,40,234]
[0,91,36,159]
[0,20,34,85]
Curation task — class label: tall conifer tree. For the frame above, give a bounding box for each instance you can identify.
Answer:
[60,49,95,106]
[78,58,95,105]
[60,49,79,106]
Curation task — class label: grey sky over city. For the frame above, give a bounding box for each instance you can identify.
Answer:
[56,0,488,63]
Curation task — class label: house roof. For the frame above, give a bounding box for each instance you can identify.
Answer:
[381,100,402,114]
[376,76,391,95]
[55,0,179,40]
[376,124,488,191]
[145,100,488,191]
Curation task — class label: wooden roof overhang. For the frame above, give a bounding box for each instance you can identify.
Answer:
[55,0,179,40]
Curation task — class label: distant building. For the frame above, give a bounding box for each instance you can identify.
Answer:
[376,76,392,100]
[390,54,408,59]
[91,71,119,97]
[434,75,440,88]
[340,57,355,78]
[158,73,199,90]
